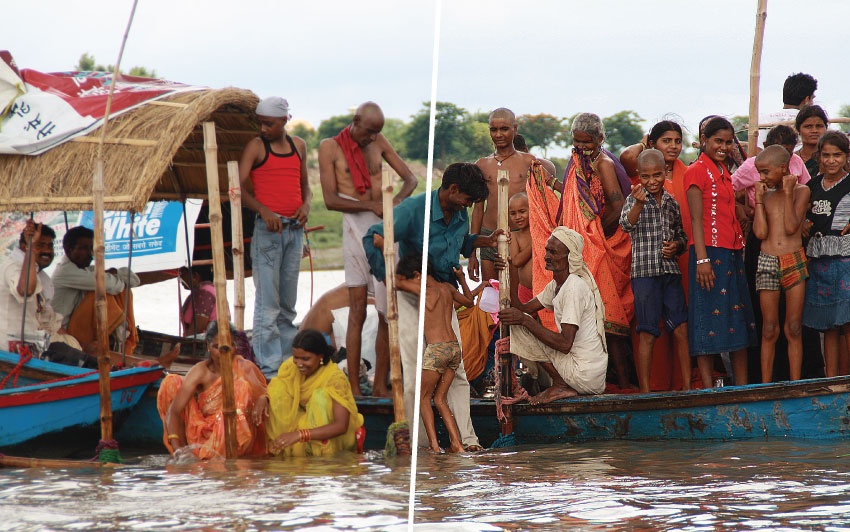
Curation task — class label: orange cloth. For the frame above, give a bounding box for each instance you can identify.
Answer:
[457,305,496,382]
[66,290,138,355]
[560,153,634,336]
[157,355,268,459]
[526,160,562,331]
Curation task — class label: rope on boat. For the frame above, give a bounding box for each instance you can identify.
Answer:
[0,347,32,390]
[490,336,528,449]
[93,439,122,464]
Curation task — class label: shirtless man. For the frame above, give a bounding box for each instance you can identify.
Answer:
[471,108,549,283]
[318,101,418,396]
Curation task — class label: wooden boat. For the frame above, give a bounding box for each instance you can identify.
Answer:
[466,376,850,447]
[0,350,163,447]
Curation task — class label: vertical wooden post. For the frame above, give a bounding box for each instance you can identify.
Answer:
[203,121,237,459]
[748,0,768,150]
[227,161,245,331]
[496,169,513,434]
[92,160,114,442]
[382,167,405,422]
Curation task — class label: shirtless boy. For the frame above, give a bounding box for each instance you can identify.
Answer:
[508,192,534,304]
[471,108,546,283]
[752,145,811,382]
[395,253,465,454]
[318,101,418,396]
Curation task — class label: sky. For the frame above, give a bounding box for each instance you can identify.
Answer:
[438,0,850,151]
[6,1,850,142]
[5,0,436,128]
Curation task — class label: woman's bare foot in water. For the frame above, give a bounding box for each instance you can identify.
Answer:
[528,384,577,405]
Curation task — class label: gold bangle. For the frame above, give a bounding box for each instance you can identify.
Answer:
[167,433,180,441]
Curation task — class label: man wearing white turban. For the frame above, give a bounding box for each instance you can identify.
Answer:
[239,96,312,379]
[498,226,608,403]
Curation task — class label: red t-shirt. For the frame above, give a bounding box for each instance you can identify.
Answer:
[250,136,303,218]
[683,153,744,250]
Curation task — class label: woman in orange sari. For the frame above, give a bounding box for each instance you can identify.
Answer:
[546,113,635,389]
[157,321,267,459]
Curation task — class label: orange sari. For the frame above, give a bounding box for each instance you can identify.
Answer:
[559,153,634,336]
[157,356,267,459]
[526,160,562,330]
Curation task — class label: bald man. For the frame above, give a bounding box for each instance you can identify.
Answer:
[318,101,418,396]
[471,108,551,283]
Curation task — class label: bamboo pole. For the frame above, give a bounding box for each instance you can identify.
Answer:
[203,121,238,459]
[382,167,405,423]
[496,169,513,435]
[92,160,114,443]
[0,455,116,469]
[227,161,246,330]
[747,0,768,150]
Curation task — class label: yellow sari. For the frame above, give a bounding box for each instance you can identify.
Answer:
[266,358,364,457]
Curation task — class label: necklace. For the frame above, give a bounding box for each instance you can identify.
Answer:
[494,150,517,166]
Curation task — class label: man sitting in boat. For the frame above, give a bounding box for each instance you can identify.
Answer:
[497,227,608,404]
[51,226,140,356]
[157,320,268,459]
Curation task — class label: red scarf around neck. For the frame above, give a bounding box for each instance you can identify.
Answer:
[333,125,372,194]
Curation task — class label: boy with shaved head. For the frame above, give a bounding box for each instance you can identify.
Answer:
[471,107,549,283]
[620,149,690,392]
[752,145,811,383]
[319,101,418,396]
[239,96,311,379]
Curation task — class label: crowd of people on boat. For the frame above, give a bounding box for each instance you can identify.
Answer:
[6,70,850,457]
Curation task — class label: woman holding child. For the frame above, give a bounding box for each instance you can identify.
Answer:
[686,116,757,388]
[802,131,850,377]
[255,329,364,456]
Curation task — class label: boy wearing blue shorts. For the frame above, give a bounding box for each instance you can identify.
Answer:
[620,149,691,392]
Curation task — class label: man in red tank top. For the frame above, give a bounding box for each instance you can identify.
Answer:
[239,96,312,379]
[318,102,418,396]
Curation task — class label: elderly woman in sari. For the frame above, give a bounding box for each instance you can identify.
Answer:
[157,320,267,459]
[254,329,364,456]
[548,113,634,389]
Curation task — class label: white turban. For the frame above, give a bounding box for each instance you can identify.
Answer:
[256,96,290,118]
[550,226,607,349]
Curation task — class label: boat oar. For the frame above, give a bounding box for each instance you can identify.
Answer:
[491,169,518,448]
[0,455,119,469]
[382,167,410,457]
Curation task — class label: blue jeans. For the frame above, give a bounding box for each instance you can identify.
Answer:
[251,216,303,378]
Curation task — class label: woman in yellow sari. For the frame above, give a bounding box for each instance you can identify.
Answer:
[254,329,364,457]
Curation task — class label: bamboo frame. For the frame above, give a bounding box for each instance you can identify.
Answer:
[71,137,157,147]
[747,0,768,149]
[496,170,513,435]
[227,161,246,330]
[382,167,405,422]
[203,121,238,459]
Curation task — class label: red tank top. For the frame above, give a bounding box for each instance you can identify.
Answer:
[250,136,303,217]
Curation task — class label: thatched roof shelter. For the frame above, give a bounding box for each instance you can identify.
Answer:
[0,87,259,213]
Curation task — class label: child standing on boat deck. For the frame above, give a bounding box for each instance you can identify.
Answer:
[395,253,465,453]
[508,192,534,304]
[620,149,691,393]
[752,146,811,383]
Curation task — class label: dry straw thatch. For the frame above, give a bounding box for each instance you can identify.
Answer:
[0,87,259,213]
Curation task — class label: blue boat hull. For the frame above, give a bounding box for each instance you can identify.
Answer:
[467,376,850,446]
[0,351,163,448]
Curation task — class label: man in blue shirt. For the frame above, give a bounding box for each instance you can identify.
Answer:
[364,162,497,450]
